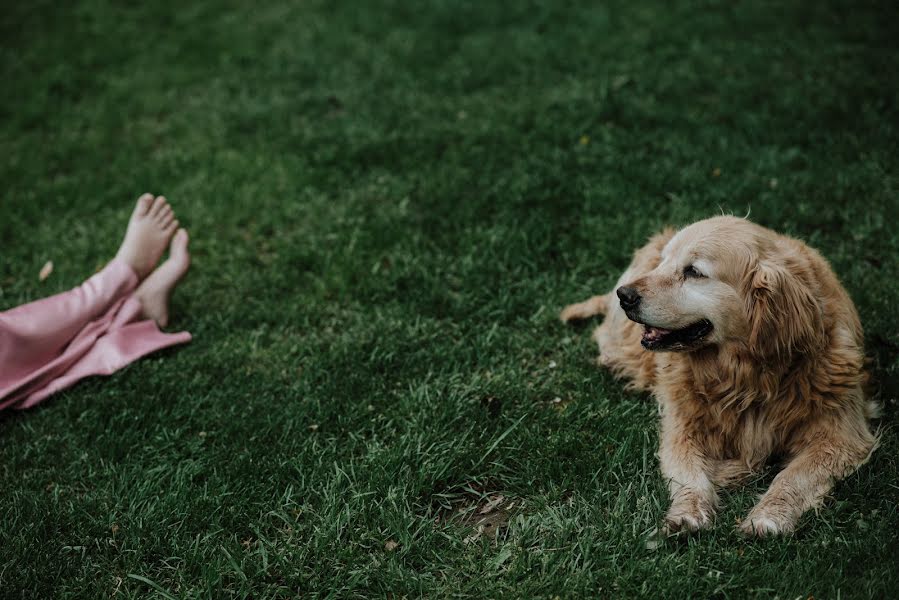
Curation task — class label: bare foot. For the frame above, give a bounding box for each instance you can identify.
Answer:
[134,229,190,328]
[115,194,179,279]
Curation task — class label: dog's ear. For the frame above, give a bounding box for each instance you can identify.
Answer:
[745,259,825,359]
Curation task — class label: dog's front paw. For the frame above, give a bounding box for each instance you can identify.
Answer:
[663,490,716,534]
[739,507,796,537]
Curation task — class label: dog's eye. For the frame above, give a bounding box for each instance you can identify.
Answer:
[683,265,704,279]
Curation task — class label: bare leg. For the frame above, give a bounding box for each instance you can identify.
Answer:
[1,195,185,402]
[0,195,177,372]
[134,229,191,328]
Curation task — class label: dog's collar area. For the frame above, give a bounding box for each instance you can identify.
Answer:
[640,319,713,351]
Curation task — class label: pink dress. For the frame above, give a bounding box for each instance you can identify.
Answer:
[0,259,191,410]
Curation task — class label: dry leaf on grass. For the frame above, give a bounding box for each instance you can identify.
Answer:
[384,539,399,552]
[644,527,664,551]
[464,526,485,545]
[479,495,505,515]
[39,260,53,281]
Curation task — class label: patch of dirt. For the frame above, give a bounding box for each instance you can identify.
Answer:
[457,494,516,544]
[432,483,518,544]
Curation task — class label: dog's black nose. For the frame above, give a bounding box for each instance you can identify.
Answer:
[617,286,641,309]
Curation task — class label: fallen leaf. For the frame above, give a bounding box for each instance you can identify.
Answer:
[644,527,663,550]
[464,525,485,545]
[491,545,513,569]
[39,260,53,281]
[384,539,399,552]
[479,495,505,515]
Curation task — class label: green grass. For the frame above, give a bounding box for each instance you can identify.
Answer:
[2,0,898,597]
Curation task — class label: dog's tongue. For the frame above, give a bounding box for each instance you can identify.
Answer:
[643,326,671,341]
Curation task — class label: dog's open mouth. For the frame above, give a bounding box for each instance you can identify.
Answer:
[641,319,713,351]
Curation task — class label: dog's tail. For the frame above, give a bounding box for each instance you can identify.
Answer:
[560,293,611,323]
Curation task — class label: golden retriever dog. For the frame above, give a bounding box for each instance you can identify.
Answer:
[561,216,878,536]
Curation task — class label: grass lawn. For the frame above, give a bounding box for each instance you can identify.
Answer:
[2,0,898,597]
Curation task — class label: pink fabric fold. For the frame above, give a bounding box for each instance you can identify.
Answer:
[0,259,191,410]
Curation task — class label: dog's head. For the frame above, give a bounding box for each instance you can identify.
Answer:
[618,216,824,356]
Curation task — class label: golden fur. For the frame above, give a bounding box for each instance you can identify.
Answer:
[562,216,878,536]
